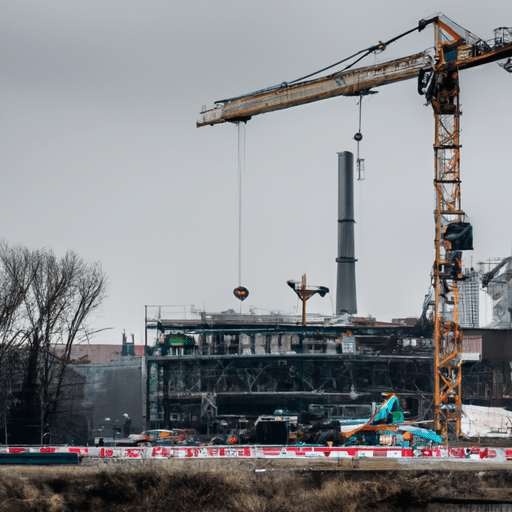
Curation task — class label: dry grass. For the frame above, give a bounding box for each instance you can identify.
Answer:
[1,465,512,511]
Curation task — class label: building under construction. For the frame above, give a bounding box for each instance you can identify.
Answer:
[142,303,512,434]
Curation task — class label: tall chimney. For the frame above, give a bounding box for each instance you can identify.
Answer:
[336,151,357,315]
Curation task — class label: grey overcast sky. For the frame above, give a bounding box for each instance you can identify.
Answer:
[1,1,511,345]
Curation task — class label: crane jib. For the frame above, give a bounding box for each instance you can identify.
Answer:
[197,25,512,128]
[197,52,429,127]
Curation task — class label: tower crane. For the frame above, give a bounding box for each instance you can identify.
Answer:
[197,15,512,438]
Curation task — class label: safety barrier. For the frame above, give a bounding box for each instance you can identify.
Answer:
[0,445,509,462]
[0,452,80,465]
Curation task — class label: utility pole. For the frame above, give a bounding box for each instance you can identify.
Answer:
[287,275,329,325]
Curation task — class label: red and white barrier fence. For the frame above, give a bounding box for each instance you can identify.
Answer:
[1,445,512,461]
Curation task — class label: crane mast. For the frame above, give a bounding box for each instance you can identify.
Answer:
[431,19,466,438]
[198,15,512,438]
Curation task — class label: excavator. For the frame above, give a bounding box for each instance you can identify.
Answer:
[197,15,512,439]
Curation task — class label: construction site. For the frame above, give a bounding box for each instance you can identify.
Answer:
[2,12,512,459]
[138,14,512,442]
[142,275,512,441]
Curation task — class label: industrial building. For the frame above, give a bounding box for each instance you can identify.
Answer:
[141,302,512,435]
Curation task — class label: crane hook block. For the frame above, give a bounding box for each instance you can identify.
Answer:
[234,286,249,301]
[354,132,363,141]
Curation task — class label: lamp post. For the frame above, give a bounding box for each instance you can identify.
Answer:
[113,427,121,445]
[123,413,131,437]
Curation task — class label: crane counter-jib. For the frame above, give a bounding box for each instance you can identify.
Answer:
[197,51,431,127]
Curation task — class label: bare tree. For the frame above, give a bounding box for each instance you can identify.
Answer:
[46,254,107,439]
[7,248,107,444]
[0,241,38,363]
[0,241,40,443]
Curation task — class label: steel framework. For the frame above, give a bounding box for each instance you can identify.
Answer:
[432,77,463,437]
[431,18,472,438]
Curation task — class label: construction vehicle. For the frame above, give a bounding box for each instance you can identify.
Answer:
[336,393,442,448]
[197,15,512,439]
[245,394,441,447]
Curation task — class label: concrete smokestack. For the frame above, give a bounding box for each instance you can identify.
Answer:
[336,151,357,315]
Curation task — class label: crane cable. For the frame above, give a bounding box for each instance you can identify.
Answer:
[233,122,250,305]
[237,121,245,289]
[217,23,425,104]
[230,122,251,308]
[287,23,424,83]
[355,94,365,181]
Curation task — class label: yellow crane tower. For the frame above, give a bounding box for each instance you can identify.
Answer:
[197,15,512,438]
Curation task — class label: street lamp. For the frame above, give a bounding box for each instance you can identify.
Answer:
[113,427,121,444]
[123,413,131,437]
